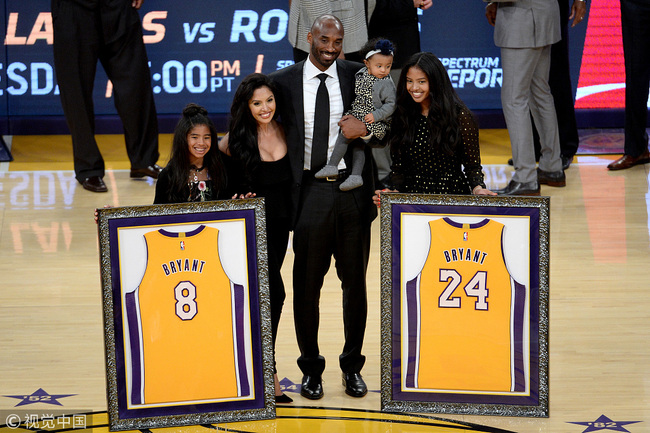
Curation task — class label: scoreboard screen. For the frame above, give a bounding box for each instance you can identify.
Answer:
[0,0,630,132]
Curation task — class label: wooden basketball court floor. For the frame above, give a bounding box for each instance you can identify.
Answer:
[1,130,649,433]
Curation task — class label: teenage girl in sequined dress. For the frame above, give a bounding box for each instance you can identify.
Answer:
[373,52,496,207]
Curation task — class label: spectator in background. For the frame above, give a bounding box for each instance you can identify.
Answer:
[486,0,566,196]
[368,0,432,76]
[528,0,588,170]
[607,0,650,170]
[287,0,376,63]
[52,0,161,193]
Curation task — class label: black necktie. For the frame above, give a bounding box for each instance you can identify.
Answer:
[311,73,330,170]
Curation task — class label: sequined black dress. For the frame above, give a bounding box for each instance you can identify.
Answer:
[391,108,486,194]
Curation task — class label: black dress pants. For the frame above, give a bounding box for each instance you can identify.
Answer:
[621,0,650,157]
[52,0,159,181]
[267,215,290,372]
[292,172,370,377]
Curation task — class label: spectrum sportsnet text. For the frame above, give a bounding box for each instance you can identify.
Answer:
[440,57,502,89]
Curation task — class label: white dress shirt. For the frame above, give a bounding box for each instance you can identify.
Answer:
[303,58,345,171]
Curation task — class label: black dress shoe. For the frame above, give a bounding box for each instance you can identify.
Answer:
[561,154,573,170]
[275,393,293,404]
[80,176,108,193]
[342,373,367,397]
[607,150,650,170]
[495,180,540,196]
[130,164,163,179]
[300,375,323,400]
[537,168,566,187]
[508,156,540,166]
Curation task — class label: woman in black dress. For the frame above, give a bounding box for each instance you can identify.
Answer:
[373,52,495,206]
[219,73,293,403]
[154,103,231,204]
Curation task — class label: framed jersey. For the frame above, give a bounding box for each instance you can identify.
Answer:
[379,193,550,418]
[96,199,274,431]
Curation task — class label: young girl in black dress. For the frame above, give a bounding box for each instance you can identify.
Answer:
[154,103,230,204]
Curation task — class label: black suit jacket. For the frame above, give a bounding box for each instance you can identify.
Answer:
[368,0,420,68]
[269,59,378,227]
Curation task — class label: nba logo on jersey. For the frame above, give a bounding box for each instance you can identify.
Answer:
[463,231,468,241]
[180,240,185,250]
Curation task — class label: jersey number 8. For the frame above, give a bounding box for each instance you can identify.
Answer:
[174,281,198,320]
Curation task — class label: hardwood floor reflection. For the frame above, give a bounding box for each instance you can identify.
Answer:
[1,133,649,433]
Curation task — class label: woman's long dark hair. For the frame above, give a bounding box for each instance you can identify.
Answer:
[166,103,227,199]
[390,52,467,157]
[227,73,279,185]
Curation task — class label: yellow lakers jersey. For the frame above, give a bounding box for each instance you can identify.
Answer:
[404,218,526,393]
[124,225,249,405]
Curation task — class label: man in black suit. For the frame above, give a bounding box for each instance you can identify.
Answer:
[270,14,376,400]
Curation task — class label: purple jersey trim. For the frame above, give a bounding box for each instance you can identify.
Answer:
[512,279,527,392]
[442,217,489,229]
[233,283,250,397]
[125,282,251,405]
[124,291,143,405]
[158,225,205,238]
[405,276,419,389]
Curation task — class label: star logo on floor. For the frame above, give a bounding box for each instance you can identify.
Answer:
[568,414,642,432]
[3,388,76,407]
[279,377,301,394]
[279,377,380,394]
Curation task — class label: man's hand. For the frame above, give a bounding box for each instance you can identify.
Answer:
[132,0,143,9]
[569,0,587,27]
[339,115,368,140]
[485,2,497,26]
[413,0,432,10]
